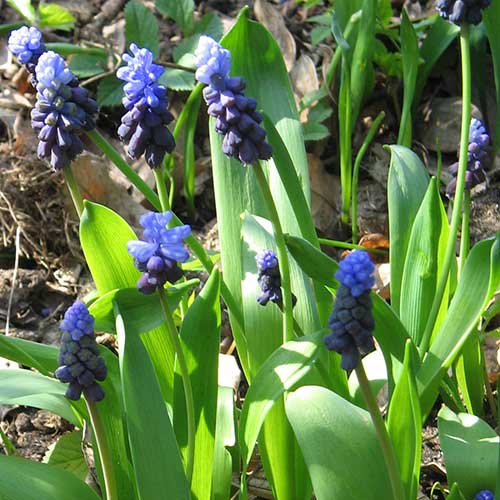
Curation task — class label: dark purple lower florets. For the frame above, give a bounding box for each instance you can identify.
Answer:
[257,264,297,308]
[437,0,491,24]
[203,76,272,165]
[324,284,375,371]
[134,254,183,294]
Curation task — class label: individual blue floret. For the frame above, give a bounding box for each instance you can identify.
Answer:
[31,51,97,170]
[55,302,107,402]
[127,211,191,294]
[195,36,272,165]
[116,44,175,168]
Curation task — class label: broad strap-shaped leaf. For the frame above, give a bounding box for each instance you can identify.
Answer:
[0,455,100,500]
[387,340,422,500]
[438,406,498,498]
[173,269,221,500]
[115,302,190,500]
[418,235,500,418]
[286,386,393,500]
[44,430,88,481]
[387,145,429,314]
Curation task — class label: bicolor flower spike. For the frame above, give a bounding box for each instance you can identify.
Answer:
[324,250,376,371]
[8,26,46,79]
[31,51,97,170]
[127,211,191,294]
[55,302,107,402]
[437,0,491,25]
[195,36,272,165]
[116,44,175,168]
[447,117,489,197]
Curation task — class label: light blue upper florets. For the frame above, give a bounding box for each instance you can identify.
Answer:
[8,26,43,65]
[60,301,95,341]
[335,250,375,297]
[256,249,278,271]
[195,35,231,87]
[35,51,74,90]
[468,117,489,164]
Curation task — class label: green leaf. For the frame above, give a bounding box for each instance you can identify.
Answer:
[0,455,100,500]
[158,68,195,91]
[156,0,194,34]
[69,54,107,78]
[116,302,190,500]
[38,3,75,31]
[286,386,393,500]
[0,335,58,373]
[302,122,330,141]
[239,331,324,497]
[387,341,422,500]
[44,430,88,482]
[438,406,498,498]
[387,145,430,314]
[125,1,159,57]
[6,0,35,24]
[97,75,124,108]
[418,235,500,418]
[173,269,221,500]
[0,370,83,426]
[447,483,467,500]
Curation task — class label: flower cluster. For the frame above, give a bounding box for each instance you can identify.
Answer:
[8,26,46,79]
[116,44,175,168]
[447,117,489,197]
[437,0,491,25]
[55,302,107,402]
[31,51,97,170]
[255,249,296,308]
[127,211,191,294]
[195,36,272,165]
[475,491,494,500]
[324,251,375,371]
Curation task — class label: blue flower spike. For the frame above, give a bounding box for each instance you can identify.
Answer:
[127,211,191,294]
[255,249,297,308]
[195,36,272,165]
[31,51,97,170]
[437,0,491,24]
[116,44,175,168]
[324,250,376,371]
[447,117,489,197]
[475,491,494,500]
[55,301,107,402]
[8,26,46,79]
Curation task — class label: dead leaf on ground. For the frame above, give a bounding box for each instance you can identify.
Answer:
[290,54,319,122]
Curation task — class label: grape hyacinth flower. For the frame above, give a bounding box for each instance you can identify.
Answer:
[127,211,191,294]
[437,0,491,24]
[8,26,46,80]
[55,302,107,402]
[324,250,376,371]
[31,51,97,170]
[195,36,272,165]
[116,44,175,168]
[447,117,489,197]
[256,249,296,307]
[475,491,494,500]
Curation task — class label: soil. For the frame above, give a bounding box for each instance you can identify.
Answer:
[1,1,500,499]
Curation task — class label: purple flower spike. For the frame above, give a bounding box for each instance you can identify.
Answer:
[127,210,191,294]
[8,26,46,78]
[437,0,491,24]
[56,301,107,402]
[31,51,97,170]
[195,36,272,166]
[116,44,175,168]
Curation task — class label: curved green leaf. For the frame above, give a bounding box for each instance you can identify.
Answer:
[44,430,88,481]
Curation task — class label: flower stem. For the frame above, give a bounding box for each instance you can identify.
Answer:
[355,362,404,500]
[253,162,294,344]
[86,129,162,211]
[85,399,118,500]
[157,288,195,485]
[419,25,471,356]
[63,164,84,217]
[459,190,471,275]
[153,168,170,212]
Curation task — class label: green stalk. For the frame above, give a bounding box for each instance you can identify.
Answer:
[419,26,472,356]
[153,168,170,213]
[86,129,161,211]
[355,363,404,500]
[351,111,385,243]
[63,164,84,217]
[318,238,386,255]
[45,43,108,58]
[158,288,195,484]
[339,58,352,225]
[459,190,471,275]
[253,162,294,344]
[86,399,118,500]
